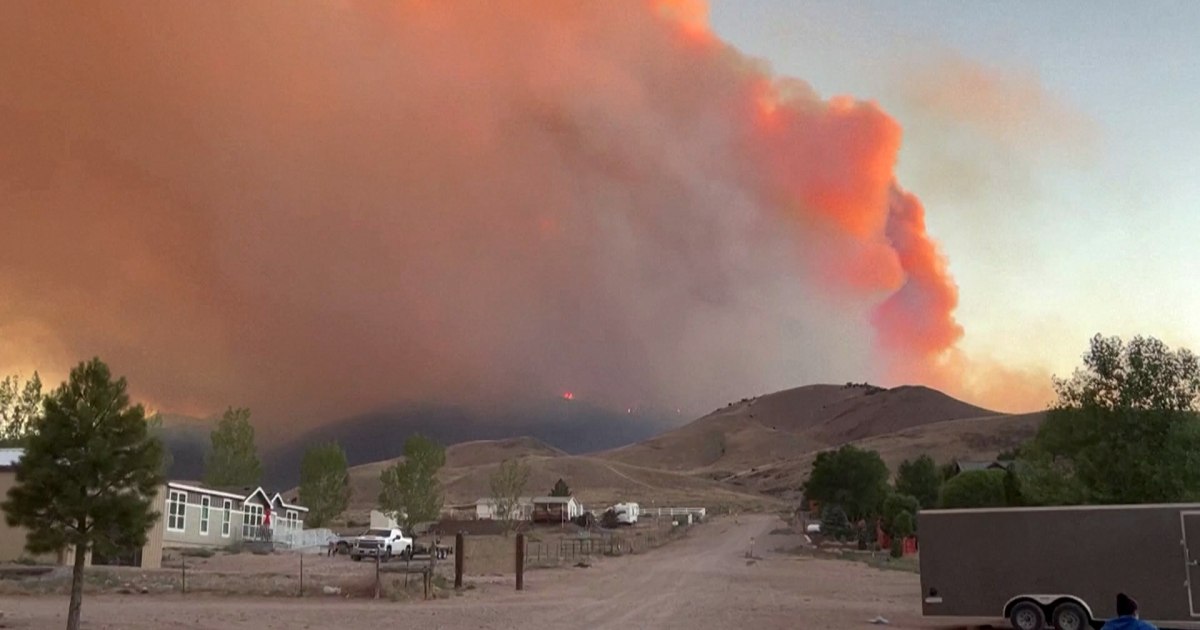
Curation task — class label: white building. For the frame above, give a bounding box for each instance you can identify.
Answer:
[474,497,534,520]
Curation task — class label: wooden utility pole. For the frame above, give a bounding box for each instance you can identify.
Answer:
[515,533,525,591]
[454,533,464,589]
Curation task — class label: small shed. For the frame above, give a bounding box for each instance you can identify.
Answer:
[531,496,582,523]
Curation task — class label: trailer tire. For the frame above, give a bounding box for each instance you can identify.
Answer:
[1009,601,1046,630]
[1051,602,1089,630]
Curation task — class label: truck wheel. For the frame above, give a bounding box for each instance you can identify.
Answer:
[401,546,412,560]
[1010,601,1046,630]
[1051,602,1089,630]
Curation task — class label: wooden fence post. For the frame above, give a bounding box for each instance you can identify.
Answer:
[181,554,186,594]
[454,533,464,589]
[299,553,304,597]
[374,553,381,600]
[515,533,525,591]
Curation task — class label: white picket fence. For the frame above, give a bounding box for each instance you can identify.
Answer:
[640,507,707,520]
[274,527,336,553]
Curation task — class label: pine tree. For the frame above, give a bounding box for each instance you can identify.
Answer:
[204,407,261,487]
[2,358,164,630]
[549,478,571,497]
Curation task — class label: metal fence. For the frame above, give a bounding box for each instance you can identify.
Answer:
[523,526,683,567]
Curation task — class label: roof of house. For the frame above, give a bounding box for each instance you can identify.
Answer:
[475,497,534,506]
[532,496,576,504]
[169,482,309,511]
[954,460,1012,472]
[167,481,248,501]
[0,448,23,469]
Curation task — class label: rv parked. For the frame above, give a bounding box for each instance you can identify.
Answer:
[920,504,1200,630]
[611,502,640,525]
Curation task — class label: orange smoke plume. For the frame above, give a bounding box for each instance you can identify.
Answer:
[0,0,1040,426]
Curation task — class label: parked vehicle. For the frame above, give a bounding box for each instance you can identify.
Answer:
[350,528,413,562]
[330,531,365,555]
[920,504,1200,630]
[611,502,640,525]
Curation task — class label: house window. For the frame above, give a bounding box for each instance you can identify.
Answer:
[199,496,210,535]
[242,503,264,538]
[167,490,187,532]
[221,499,232,537]
[286,509,298,530]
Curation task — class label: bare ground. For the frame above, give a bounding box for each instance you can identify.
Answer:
[0,515,997,630]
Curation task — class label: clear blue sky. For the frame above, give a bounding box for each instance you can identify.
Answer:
[711,1,1200,375]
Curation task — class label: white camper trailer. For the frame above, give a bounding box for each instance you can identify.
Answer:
[611,502,640,525]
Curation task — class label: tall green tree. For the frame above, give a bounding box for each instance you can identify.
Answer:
[881,493,920,536]
[299,441,350,527]
[0,372,43,446]
[895,455,942,509]
[204,407,261,487]
[378,435,445,530]
[802,445,890,521]
[939,469,1008,509]
[490,458,531,535]
[549,478,571,497]
[2,359,164,630]
[1019,334,1200,505]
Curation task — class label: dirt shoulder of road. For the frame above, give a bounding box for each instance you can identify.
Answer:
[0,516,997,630]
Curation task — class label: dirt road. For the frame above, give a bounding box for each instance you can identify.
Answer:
[0,515,969,630]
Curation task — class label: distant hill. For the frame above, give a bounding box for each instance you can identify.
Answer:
[597,384,997,474]
[726,411,1045,500]
[316,437,782,522]
[162,382,1044,517]
[156,399,675,488]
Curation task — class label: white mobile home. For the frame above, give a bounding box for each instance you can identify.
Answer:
[163,482,308,550]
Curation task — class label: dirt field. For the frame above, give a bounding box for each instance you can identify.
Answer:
[0,515,997,630]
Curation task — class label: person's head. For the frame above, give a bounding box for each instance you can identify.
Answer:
[1116,593,1138,618]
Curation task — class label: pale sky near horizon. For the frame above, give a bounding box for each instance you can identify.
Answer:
[711,1,1200,379]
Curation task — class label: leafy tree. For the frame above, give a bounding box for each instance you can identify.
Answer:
[378,435,445,530]
[489,458,531,535]
[895,455,942,509]
[298,441,350,527]
[881,493,920,536]
[819,504,852,542]
[1018,334,1200,505]
[0,372,42,446]
[2,359,164,630]
[549,478,571,497]
[1002,467,1024,507]
[939,469,1008,509]
[939,461,960,481]
[204,407,261,487]
[890,511,915,558]
[802,445,890,521]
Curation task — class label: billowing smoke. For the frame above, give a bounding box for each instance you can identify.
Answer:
[0,0,1032,427]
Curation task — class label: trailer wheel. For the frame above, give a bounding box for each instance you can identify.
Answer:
[1009,601,1046,630]
[1051,602,1089,630]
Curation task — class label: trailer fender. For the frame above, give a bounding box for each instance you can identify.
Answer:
[1003,595,1094,622]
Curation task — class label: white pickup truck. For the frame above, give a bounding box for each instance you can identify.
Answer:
[350,528,413,562]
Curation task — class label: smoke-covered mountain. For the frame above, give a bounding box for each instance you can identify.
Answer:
[158,399,677,488]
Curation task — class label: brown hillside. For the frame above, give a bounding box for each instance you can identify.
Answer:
[598,384,997,474]
[304,437,782,521]
[731,411,1045,500]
